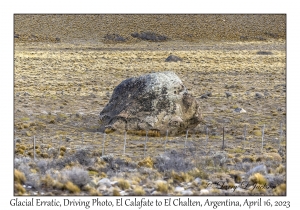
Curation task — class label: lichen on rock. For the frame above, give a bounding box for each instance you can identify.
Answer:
[99,71,202,136]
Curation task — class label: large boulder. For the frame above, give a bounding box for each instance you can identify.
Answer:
[99,71,202,136]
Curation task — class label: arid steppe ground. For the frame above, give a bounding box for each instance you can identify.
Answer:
[14,15,286,196]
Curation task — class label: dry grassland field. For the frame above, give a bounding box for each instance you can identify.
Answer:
[14,14,286,196]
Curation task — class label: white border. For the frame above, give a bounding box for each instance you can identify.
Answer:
[1,0,298,209]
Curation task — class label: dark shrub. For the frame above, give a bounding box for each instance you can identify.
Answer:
[131,31,168,42]
[104,34,126,42]
[154,150,194,172]
[257,51,273,55]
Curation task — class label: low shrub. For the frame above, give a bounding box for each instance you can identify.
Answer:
[62,167,90,188]
[154,150,194,172]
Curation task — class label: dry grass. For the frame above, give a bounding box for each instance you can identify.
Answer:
[14,169,26,184]
[249,173,267,185]
[274,183,286,195]
[117,178,130,190]
[113,188,121,196]
[156,182,168,194]
[14,183,26,195]
[138,157,154,168]
[133,186,146,196]
[65,181,80,194]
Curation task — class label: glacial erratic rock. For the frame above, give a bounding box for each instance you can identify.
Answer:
[99,71,202,136]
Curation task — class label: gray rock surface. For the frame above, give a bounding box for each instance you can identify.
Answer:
[234,107,246,113]
[246,164,267,177]
[97,178,112,187]
[165,55,182,62]
[99,71,202,136]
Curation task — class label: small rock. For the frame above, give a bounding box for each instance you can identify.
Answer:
[110,181,119,186]
[155,180,167,184]
[182,189,193,195]
[200,189,209,195]
[97,185,107,191]
[165,55,182,62]
[277,107,284,112]
[255,92,264,99]
[247,164,267,176]
[200,94,208,99]
[225,91,232,98]
[97,178,111,187]
[151,191,159,195]
[15,138,21,143]
[264,91,271,97]
[66,137,72,142]
[41,110,48,115]
[234,108,247,113]
[24,92,30,96]
[120,191,127,196]
[40,144,48,149]
[48,147,58,156]
[76,112,84,117]
[174,186,185,192]
[194,177,202,185]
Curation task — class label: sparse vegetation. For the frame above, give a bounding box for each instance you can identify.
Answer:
[14,14,286,196]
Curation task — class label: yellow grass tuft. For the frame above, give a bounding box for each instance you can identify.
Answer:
[138,157,154,168]
[65,181,80,194]
[171,171,193,183]
[14,169,26,184]
[41,174,54,188]
[53,181,64,190]
[88,171,99,176]
[14,183,26,195]
[117,178,130,190]
[274,183,286,195]
[41,153,49,158]
[133,186,146,195]
[113,188,121,196]
[252,130,262,136]
[275,164,285,174]
[188,168,209,179]
[156,182,168,194]
[104,128,115,134]
[60,146,66,152]
[89,188,102,196]
[249,173,267,185]
[228,170,242,183]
